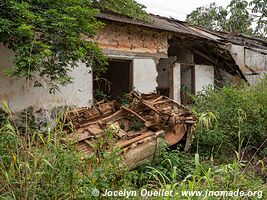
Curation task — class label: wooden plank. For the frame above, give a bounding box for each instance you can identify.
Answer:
[121,106,151,127]
[115,131,155,149]
[100,110,126,124]
[184,125,195,152]
[66,132,93,143]
[124,140,157,169]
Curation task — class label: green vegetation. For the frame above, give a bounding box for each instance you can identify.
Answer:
[0,105,129,199]
[94,0,148,20]
[186,0,267,37]
[0,0,147,92]
[192,78,267,159]
[0,0,106,92]
[1,78,266,199]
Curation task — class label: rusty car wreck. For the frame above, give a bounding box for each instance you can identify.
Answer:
[64,92,196,168]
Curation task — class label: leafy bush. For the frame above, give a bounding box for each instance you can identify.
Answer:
[0,0,107,91]
[135,151,265,199]
[192,78,267,158]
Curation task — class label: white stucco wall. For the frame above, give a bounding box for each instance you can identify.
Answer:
[245,49,266,69]
[172,63,181,104]
[230,44,267,84]
[195,65,214,93]
[0,44,93,112]
[133,58,158,93]
[245,49,267,84]
[230,44,246,71]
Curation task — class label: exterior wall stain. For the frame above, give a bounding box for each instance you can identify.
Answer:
[0,44,93,113]
[230,44,267,84]
[96,22,168,58]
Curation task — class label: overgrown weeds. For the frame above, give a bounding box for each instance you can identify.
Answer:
[0,104,131,199]
[192,77,267,159]
[0,78,267,199]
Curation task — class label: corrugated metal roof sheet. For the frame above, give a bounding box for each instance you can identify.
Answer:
[189,25,267,50]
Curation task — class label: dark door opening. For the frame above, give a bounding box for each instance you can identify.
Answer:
[94,59,132,101]
[181,65,195,105]
[156,57,176,97]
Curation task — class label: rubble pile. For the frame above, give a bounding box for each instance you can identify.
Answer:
[64,92,196,168]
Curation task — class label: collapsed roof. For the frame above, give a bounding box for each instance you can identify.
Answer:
[97,11,267,81]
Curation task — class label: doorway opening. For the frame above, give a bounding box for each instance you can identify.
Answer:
[94,59,132,101]
[180,65,195,105]
[157,57,177,97]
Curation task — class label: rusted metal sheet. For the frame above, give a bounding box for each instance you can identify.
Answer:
[64,91,196,168]
[192,26,267,50]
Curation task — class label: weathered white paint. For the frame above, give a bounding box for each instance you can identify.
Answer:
[230,44,246,71]
[245,49,266,70]
[133,58,158,93]
[172,63,181,104]
[230,44,267,85]
[195,65,214,93]
[245,48,267,84]
[0,44,93,112]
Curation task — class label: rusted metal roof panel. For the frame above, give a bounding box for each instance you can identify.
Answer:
[190,25,267,50]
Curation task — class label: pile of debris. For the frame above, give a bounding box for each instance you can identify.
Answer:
[64,92,196,168]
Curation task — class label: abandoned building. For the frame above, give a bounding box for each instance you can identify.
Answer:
[0,11,267,112]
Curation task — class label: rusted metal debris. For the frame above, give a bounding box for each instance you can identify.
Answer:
[64,91,196,168]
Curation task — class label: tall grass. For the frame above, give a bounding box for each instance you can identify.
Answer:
[134,78,267,199]
[141,154,265,200]
[0,77,266,199]
[0,103,131,199]
[0,104,85,198]
[192,77,267,159]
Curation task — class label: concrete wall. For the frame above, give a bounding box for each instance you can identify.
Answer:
[195,65,214,93]
[1,20,166,113]
[133,58,158,93]
[245,48,267,84]
[230,45,246,71]
[170,64,214,104]
[230,44,267,84]
[0,44,93,112]
[172,63,181,104]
